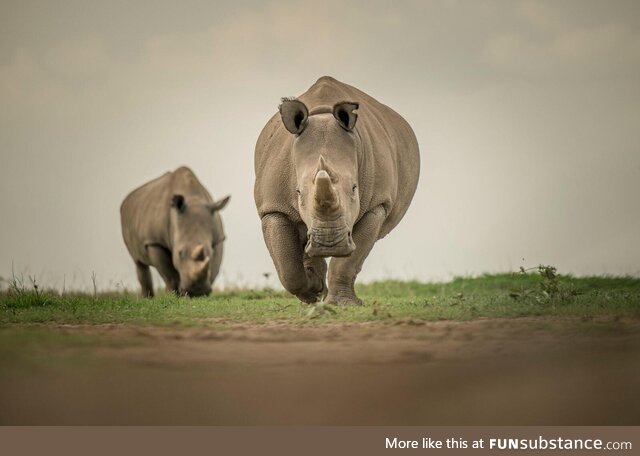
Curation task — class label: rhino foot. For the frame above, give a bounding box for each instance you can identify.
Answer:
[295,261,327,304]
[324,293,363,306]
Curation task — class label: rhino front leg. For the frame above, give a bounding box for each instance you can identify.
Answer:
[262,212,326,303]
[325,206,386,306]
[147,245,180,294]
[303,254,328,300]
[135,261,154,298]
[209,242,224,285]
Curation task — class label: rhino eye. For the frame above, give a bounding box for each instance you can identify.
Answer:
[296,189,301,196]
[352,184,358,193]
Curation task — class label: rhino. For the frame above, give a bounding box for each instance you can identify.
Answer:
[120,166,230,297]
[254,76,420,305]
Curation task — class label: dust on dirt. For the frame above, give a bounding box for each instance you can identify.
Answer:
[1,318,639,424]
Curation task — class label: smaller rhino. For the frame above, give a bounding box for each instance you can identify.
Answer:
[120,166,230,297]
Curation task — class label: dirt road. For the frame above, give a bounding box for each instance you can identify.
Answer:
[1,318,639,424]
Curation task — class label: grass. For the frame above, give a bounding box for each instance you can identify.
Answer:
[1,271,639,327]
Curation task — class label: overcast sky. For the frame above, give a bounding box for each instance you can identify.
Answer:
[1,0,639,291]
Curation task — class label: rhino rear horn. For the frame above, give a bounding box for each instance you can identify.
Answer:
[279,98,308,134]
[333,101,359,131]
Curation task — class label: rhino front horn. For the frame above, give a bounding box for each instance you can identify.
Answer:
[191,256,210,281]
[314,170,339,211]
[191,244,206,261]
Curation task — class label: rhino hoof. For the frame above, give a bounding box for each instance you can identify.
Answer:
[324,295,363,306]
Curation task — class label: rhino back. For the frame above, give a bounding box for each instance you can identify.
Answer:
[254,76,420,236]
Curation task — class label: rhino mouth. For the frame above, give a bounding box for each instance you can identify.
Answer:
[180,283,212,297]
[305,222,356,258]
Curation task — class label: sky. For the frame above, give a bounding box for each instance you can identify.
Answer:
[1,0,639,291]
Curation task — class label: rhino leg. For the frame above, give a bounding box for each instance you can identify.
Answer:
[135,261,154,298]
[325,206,386,306]
[304,255,328,300]
[209,242,224,285]
[147,245,180,294]
[262,212,326,303]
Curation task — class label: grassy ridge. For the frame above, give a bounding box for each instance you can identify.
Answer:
[1,273,639,326]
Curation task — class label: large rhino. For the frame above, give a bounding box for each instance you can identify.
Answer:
[254,76,420,305]
[121,166,230,297]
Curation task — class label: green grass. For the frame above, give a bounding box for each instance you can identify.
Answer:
[1,273,639,327]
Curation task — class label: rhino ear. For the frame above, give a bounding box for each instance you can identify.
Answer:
[208,195,230,213]
[171,194,186,213]
[279,98,308,134]
[333,101,359,131]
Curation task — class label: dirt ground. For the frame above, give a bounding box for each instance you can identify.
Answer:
[1,318,639,425]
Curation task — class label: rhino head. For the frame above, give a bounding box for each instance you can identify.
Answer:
[169,193,230,296]
[280,98,360,257]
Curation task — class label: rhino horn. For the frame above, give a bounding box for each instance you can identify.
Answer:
[191,256,210,281]
[314,169,339,212]
[191,244,206,261]
[316,155,337,180]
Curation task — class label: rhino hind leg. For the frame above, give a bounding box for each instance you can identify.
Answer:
[325,206,386,306]
[135,261,154,298]
[147,245,180,295]
[262,212,326,303]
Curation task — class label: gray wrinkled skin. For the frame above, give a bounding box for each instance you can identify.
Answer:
[121,167,230,297]
[254,76,420,305]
